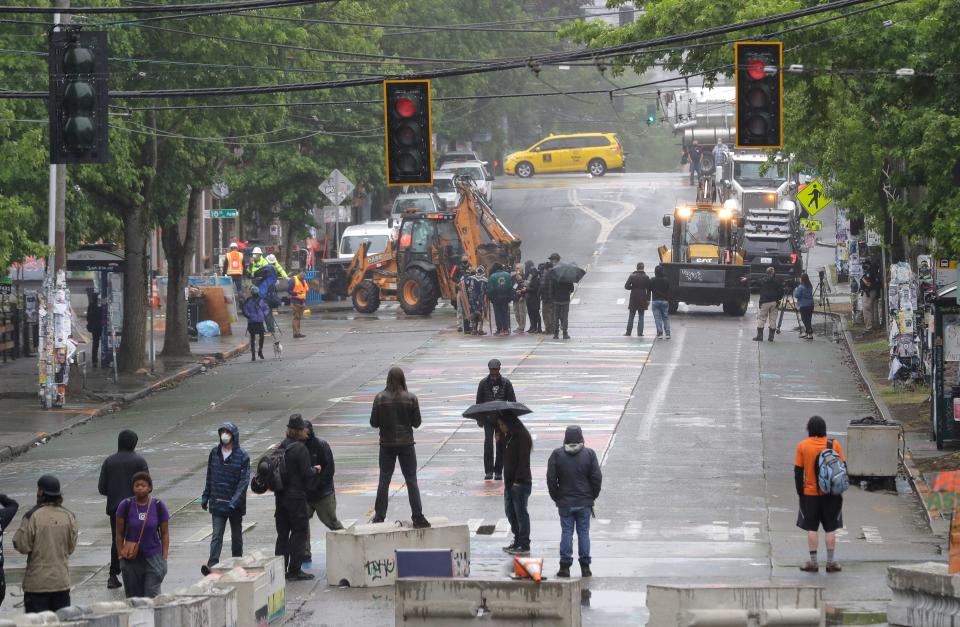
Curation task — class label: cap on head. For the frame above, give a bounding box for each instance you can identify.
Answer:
[488,359,501,370]
[252,247,263,255]
[266,254,277,264]
[549,253,561,262]
[38,474,61,497]
[287,413,307,430]
[766,267,775,276]
[229,242,238,249]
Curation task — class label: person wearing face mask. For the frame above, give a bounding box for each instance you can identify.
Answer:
[200,423,249,575]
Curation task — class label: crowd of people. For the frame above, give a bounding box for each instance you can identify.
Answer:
[454,252,575,340]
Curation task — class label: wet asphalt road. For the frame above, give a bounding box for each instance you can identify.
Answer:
[0,172,940,625]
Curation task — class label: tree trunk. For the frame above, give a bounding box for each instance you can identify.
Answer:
[160,188,202,358]
[119,206,147,374]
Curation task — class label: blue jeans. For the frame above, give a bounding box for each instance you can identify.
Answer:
[559,506,592,565]
[651,300,670,335]
[504,484,532,549]
[208,513,243,566]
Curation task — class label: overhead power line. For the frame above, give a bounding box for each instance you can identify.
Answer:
[0,0,906,100]
[0,0,330,15]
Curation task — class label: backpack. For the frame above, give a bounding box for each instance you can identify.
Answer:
[253,443,287,493]
[815,440,849,495]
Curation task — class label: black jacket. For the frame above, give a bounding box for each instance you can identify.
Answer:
[305,427,336,501]
[540,264,555,303]
[547,271,575,305]
[86,301,103,335]
[524,267,541,299]
[546,426,602,508]
[624,271,651,310]
[758,276,784,305]
[98,430,149,515]
[0,493,19,574]
[370,390,422,447]
[503,430,532,489]
[650,276,670,301]
[276,437,317,501]
[476,375,516,426]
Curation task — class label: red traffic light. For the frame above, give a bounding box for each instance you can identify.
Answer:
[747,58,765,80]
[396,97,416,118]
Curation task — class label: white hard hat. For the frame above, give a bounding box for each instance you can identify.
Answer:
[229,242,238,248]
[266,254,277,264]
[252,247,263,255]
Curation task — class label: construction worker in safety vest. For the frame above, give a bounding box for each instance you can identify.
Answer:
[287,271,309,338]
[222,243,245,296]
[265,254,288,279]
[247,247,268,277]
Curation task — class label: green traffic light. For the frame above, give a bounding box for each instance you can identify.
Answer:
[63,46,94,75]
[63,81,94,115]
[64,116,95,150]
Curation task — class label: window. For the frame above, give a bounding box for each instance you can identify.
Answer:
[734,162,787,185]
[579,136,610,148]
[410,220,435,252]
[538,139,563,151]
[433,178,455,192]
[395,197,435,213]
[452,166,484,181]
[684,211,720,246]
[436,220,464,258]
[340,235,389,256]
[743,237,795,254]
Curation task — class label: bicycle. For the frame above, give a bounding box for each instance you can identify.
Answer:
[266,311,283,360]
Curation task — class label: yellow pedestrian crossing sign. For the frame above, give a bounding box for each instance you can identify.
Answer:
[797,179,831,216]
[800,218,822,231]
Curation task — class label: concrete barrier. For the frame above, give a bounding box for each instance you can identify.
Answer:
[395,577,581,626]
[151,594,212,627]
[326,517,470,588]
[887,561,960,626]
[83,600,155,627]
[204,568,270,627]
[645,584,825,627]
[209,553,284,623]
[176,580,239,627]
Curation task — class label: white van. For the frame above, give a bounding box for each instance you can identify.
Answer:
[338,221,393,261]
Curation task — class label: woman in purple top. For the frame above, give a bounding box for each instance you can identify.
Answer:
[115,471,170,598]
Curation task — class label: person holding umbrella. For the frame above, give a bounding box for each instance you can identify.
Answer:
[473,360,517,481]
[547,260,586,340]
[498,413,533,555]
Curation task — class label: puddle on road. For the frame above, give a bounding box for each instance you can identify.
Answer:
[582,588,649,625]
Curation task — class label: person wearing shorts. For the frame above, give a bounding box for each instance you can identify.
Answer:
[794,415,845,573]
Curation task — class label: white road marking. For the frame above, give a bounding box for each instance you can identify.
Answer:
[638,328,685,442]
[186,521,257,542]
[567,187,638,246]
[616,298,625,305]
[861,526,883,543]
[467,518,484,533]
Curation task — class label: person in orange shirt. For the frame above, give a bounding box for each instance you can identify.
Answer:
[794,415,845,573]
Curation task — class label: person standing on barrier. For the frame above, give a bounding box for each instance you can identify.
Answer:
[754,267,783,342]
[499,413,533,555]
[288,271,309,339]
[370,367,431,528]
[115,472,169,598]
[200,422,249,576]
[794,273,815,339]
[14,475,77,613]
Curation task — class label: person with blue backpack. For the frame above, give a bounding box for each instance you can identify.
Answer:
[794,415,848,573]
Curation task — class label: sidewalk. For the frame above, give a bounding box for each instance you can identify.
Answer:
[0,330,248,462]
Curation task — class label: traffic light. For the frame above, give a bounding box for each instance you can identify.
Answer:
[735,41,782,149]
[384,79,432,185]
[48,29,109,164]
[646,104,657,126]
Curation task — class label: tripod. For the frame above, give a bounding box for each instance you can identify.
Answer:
[776,293,802,334]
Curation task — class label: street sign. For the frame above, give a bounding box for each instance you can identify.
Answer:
[322,206,351,224]
[319,169,355,206]
[804,230,818,250]
[209,209,238,219]
[797,178,831,216]
[867,228,881,246]
[211,182,230,199]
[800,218,823,231]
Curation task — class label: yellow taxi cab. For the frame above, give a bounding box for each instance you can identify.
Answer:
[504,133,625,178]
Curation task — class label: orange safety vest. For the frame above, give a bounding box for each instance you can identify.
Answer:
[291,276,309,301]
[226,250,244,275]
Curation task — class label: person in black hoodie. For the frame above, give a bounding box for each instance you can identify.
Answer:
[301,420,343,568]
[498,413,533,555]
[623,263,651,337]
[0,493,19,607]
[274,414,320,581]
[475,359,517,481]
[524,261,542,333]
[98,430,148,589]
[546,426,602,578]
[85,289,104,367]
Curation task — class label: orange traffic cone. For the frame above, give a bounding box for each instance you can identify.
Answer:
[513,557,544,582]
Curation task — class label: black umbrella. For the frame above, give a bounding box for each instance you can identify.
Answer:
[462,401,532,418]
[551,262,587,283]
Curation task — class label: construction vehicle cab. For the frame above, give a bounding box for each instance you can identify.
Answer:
[348,176,520,315]
[658,202,750,316]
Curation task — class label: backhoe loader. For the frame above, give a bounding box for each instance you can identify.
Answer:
[657,202,750,316]
[348,176,521,315]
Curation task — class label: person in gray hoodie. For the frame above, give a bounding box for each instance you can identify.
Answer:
[546,426,602,578]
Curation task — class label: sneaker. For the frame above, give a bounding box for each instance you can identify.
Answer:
[502,542,517,553]
[799,561,819,572]
[665,333,671,339]
[200,564,211,577]
[563,333,570,339]
[623,332,631,336]
[484,473,493,481]
[369,516,385,523]
[556,563,571,578]
[494,473,502,481]
[510,546,530,555]
[286,570,315,581]
[294,334,306,339]
[825,562,842,573]
[411,516,431,529]
[656,332,663,339]
[552,334,559,339]
[107,574,122,588]
[258,351,265,359]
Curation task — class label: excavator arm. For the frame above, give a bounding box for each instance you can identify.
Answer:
[452,175,521,271]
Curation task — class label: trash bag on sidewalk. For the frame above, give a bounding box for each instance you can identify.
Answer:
[197,320,221,337]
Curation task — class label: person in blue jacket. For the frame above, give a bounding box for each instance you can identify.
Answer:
[793,273,815,339]
[242,287,271,361]
[200,422,250,575]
